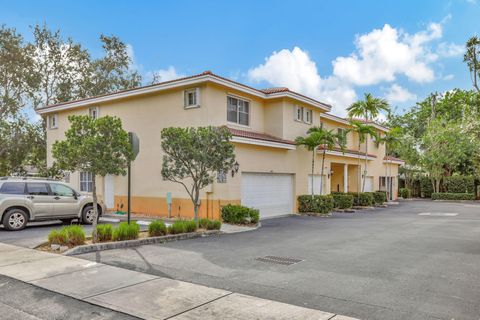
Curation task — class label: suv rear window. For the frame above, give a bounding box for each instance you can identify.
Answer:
[26,183,50,196]
[0,182,26,195]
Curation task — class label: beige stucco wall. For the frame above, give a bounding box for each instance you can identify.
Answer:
[43,79,401,218]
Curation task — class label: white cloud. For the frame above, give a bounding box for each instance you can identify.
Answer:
[443,74,455,80]
[437,42,464,57]
[332,23,443,86]
[384,84,417,103]
[145,66,184,83]
[247,47,356,116]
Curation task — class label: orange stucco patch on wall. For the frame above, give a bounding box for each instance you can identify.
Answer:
[113,196,240,220]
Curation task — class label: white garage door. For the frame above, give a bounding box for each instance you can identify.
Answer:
[241,173,294,219]
[364,176,374,192]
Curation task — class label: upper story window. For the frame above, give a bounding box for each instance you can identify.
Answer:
[227,96,249,126]
[48,114,58,129]
[337,128,348,145]
[294,106,312,124]
[89,107,99,119]
[184,88,200,108]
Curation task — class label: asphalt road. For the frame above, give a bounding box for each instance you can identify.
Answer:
[0,274,138,320]
[76,200,480,320]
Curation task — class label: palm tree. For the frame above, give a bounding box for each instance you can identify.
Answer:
[375,127,402,200]
[350,120,378,192]
[347,93,390,121]
[307,127,348,194]
[464,36,480,92]
[295,132,324,198]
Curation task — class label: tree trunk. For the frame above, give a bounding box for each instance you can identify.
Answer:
[362,136,368,192]
[92,174,98,243]
[385,145,389,201]
[311,148,315,198]
[193,188,200,224]
[357,140,361,197]
[320,149,326,195]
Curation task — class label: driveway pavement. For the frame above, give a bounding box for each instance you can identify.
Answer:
[76,200,480,320]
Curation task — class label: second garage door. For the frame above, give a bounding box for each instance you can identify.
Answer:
[241,173,294,219]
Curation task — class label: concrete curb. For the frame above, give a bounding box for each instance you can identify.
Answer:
[221,222,261,234]
[63,230,222,256]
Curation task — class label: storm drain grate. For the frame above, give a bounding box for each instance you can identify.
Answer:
[255,256,303,266]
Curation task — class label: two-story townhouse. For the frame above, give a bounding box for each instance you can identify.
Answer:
[36,71,404,220]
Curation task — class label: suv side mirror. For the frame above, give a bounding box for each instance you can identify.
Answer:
[73,193,79,200]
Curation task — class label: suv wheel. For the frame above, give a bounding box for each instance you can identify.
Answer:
[81,205,98,225]
[2,209,28,231]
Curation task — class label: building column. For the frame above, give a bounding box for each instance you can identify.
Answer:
[343,164,348,193]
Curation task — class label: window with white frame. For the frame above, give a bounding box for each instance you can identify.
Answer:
[184,88,200,108]
[89,107,99,119]
[337,128,348,144]
[48,114,58,129]
[80,172,93,192]
[294,106,303,122]
[227,96,249,126]
[304,108,312,124]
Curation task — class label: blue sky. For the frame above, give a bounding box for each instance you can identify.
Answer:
[1,0,479,116]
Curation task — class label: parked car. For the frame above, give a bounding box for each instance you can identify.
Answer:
[0,177,105,231]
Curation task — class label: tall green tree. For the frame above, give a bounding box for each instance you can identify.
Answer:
[375,127,401,200]
[464,36,480,92]
[349,120,378,193]
[347,93,390,121]
[78,35,141,98]
[160,126,236,223]
[302,126,347,195]
[296,131,324,198]
[52,115,132,242]
[0,25,38,118]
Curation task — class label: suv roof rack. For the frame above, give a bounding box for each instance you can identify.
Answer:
[0,176,59,181]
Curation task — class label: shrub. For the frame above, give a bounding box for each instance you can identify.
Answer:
[444,176,475,194]
[113,222,140,241]
[348,192,374,206]
[399,188,411,199]
[48,229,68,245]
[332,193,354,209]
[221,204,260,225]
[64,225,86,246]
[169,220,186,234]
[373,191,387,204]
[208,220,222,230]
[431,193,475,200]
[199,218,222,230]
[184,220,197,233]
[297,195,334,214]
[420,177,433,198]
[148,220,167,237]
[96,224,113,242]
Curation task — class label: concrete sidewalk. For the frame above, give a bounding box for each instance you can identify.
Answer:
[0,243,358,320]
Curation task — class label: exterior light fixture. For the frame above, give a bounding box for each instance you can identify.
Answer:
[231,161,240,177]
[328,170,334,178]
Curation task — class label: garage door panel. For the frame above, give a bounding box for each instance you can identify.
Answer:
[241,173,293,219]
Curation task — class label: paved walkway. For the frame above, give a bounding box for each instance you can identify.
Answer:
[0,243,357,320]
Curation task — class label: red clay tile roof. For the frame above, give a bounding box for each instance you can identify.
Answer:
[384,156,405,162]
[39,70,331,111]
[260,87,290,94]
[318,145,377,158]
[228,127,295,145]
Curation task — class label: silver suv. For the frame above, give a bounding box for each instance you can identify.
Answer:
[0,177,105,231]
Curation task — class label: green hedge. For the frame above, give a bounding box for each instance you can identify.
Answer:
[199,218,222,230]
[348,192,374,207]
[420,177,433,198]
[96,224,113,242]
[297,195,334,214]
[48,225,86,247]
[148,220,167,237]
[431,193,475,200]
[399,188,411,199]
[373,191,387,204]
[443,176,475,194]
[221,204,260,225]
[113,222,140,241]
[331,193,354,209]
